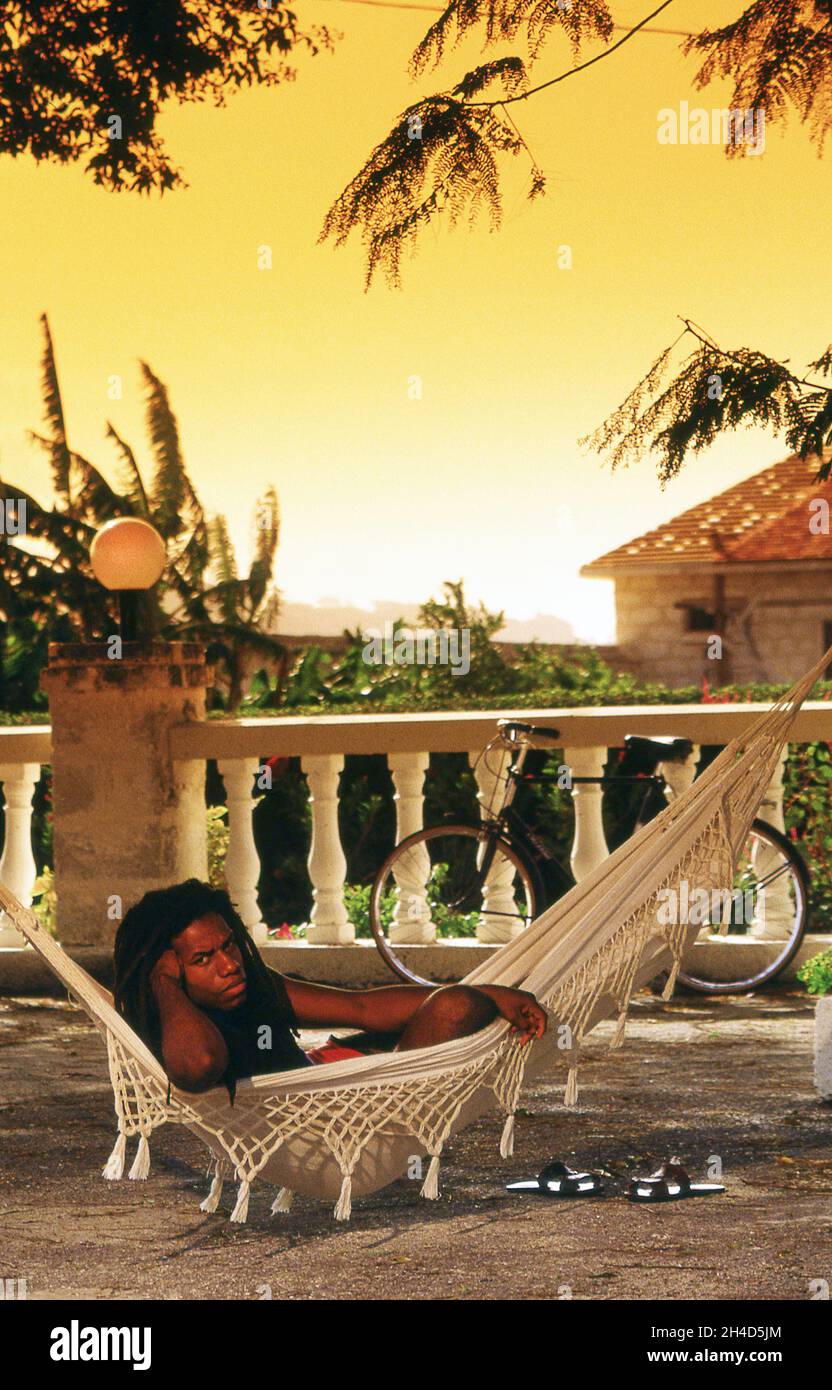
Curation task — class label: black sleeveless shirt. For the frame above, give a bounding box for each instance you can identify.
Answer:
[201,970,312,1098]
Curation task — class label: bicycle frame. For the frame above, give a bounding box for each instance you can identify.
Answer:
[481,734,665,843]
[471,734,667,901]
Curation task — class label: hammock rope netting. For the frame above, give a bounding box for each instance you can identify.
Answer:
[1,648,826,1221]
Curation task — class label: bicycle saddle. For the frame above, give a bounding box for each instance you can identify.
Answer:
[623,734,693,763]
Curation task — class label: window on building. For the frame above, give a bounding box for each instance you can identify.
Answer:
[677,604,716,633]
[824,621,832,677]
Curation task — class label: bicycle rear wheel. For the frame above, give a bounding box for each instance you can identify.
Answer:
[369,823,540,985]
[676,819,809,995]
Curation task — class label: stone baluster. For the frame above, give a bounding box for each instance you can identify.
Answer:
[658,745,701,803]
[655,743,702,935]
[565,747,609,882]
[388,751,433,944]
[0,763,41,948]
[302,754,352,943]
[469,746,523,943]
[218,759,268,944]
[749,745,792,941]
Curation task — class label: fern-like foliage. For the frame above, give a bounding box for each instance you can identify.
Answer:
[582,323,832,482]
[321,94,528,288]
[248,486,280,614]
[411,0,613,74]
[685,0,832,153]
[2,316,283,708]
[34,314,73,510]
[106,423,151,516]
[453,56,529,99]
[0,1,333,192]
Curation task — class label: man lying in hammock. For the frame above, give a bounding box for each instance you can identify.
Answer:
[114,879,546,1096]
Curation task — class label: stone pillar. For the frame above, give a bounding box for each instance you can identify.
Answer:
[218,758,267,944]
[469,746,524,943]
[658,745,700,802]
[302,753,352,943]
[565,746,609,882]
[388,751,433,944]
[749,746,793,940]
[40,643,209,946]
[0,763,41,947]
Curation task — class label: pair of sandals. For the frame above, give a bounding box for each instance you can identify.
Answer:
[507,1156,725,1203]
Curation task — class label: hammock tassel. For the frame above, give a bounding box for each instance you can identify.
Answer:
[499,1113,515,1158]
[102,1131,126,1181]
[420,1154,441,1201]
[334,1173,352,1222]
[128,1134,151,1181]
[612,1004,629,1049]
[200,1173,224,1214]
[230,1179,251,1224]
[271,1187,294,1215]
[564,1063,580,1108]
[662,957,681,1002]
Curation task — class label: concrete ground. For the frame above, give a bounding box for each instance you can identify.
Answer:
[1,988,830,1301]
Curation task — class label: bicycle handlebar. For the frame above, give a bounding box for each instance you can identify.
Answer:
[497,719,560,741]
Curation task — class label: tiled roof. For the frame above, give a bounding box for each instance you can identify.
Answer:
[582,452,832,573]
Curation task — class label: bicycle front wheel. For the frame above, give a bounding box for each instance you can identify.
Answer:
[677,818,809,995]
[369,823,540,985]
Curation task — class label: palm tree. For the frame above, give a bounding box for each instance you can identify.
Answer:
[0,314,283,710]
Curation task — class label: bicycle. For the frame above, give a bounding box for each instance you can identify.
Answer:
[369,720,810,995]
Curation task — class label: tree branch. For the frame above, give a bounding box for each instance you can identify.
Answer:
[467,0,678,107]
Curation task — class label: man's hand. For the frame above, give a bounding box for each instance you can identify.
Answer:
[486,987,547,1045]
[150,948,183,999]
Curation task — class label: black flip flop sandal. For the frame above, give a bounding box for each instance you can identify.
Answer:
[628,1158,725,1203]
[506,1159,604,1198]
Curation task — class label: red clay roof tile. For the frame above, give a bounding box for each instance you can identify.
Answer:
[582,452,832,572]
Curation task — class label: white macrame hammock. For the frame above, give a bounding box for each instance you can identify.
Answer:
[1,649,825,1223]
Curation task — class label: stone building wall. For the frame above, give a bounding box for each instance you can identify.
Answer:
[613,567,832,687]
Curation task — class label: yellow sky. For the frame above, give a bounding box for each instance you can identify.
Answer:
[1,0,828,641]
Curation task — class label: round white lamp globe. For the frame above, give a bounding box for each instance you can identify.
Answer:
[90,518,166,591]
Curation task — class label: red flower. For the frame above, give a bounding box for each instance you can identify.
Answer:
[274,922,293,939]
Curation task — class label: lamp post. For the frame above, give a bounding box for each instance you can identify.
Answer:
[89,517,167,641]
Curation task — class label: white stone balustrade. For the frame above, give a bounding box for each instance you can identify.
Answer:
[749,746,792,941]
[302,754,351,944]
[2,698,831,952]
[0,762,41,948]
[388,752,433,944]
[469,745,523,943]
[218,758,268,944]
[658,745,701,802]
[564,746,609,882]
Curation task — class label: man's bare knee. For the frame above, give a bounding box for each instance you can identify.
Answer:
[425,985,497,1036]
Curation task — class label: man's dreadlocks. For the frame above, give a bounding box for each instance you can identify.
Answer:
[114,879,281,1064]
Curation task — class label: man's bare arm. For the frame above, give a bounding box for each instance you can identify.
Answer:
[282,976,435,1033]
[282,976,546,1042]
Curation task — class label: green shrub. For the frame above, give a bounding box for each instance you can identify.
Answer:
[31,865,57,936]
[797,948,832,997]
[206,805,229,889]
[344,871,481,939]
